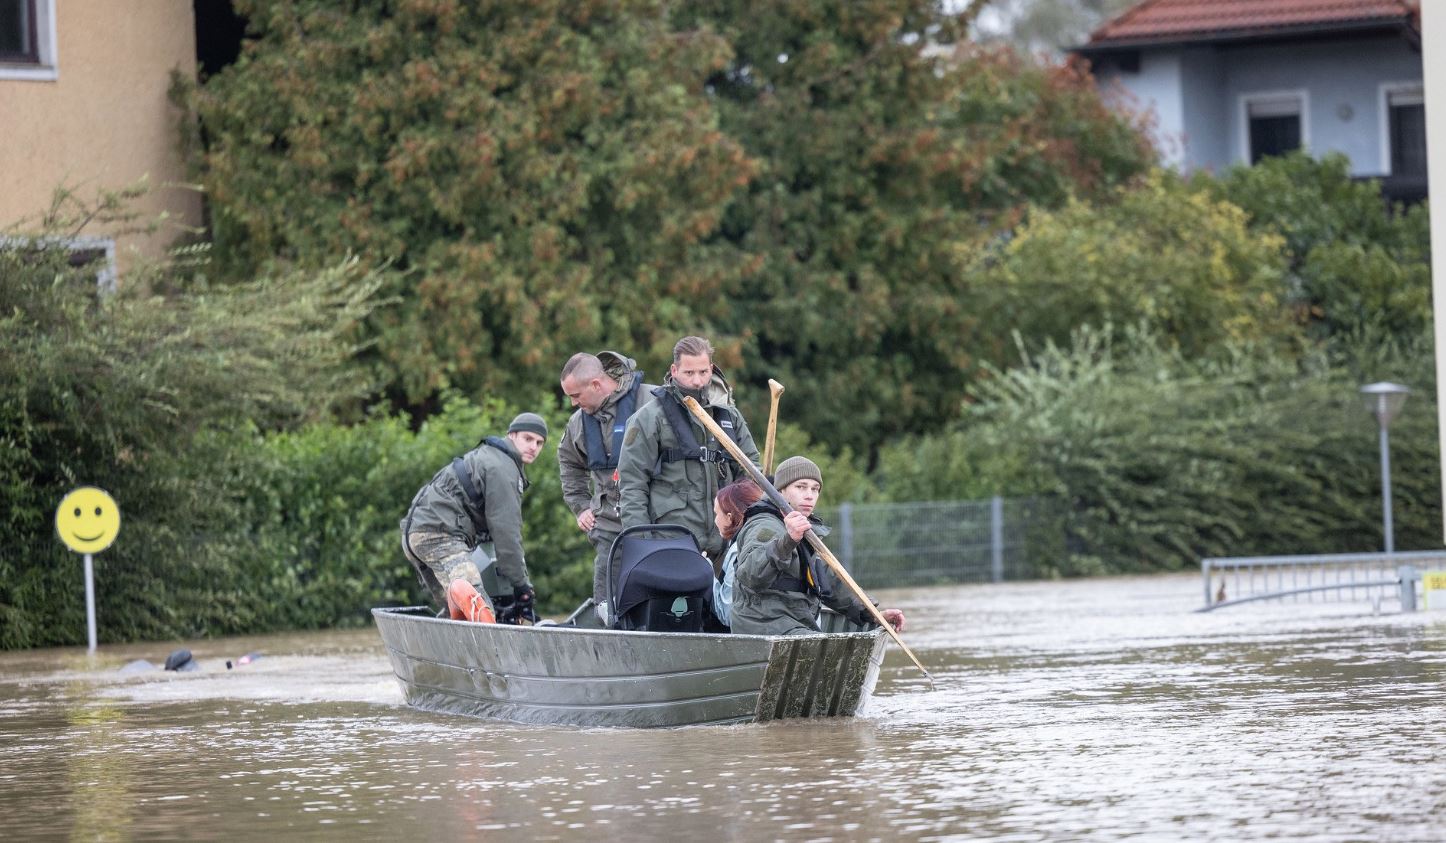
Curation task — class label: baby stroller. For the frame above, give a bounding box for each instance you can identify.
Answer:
[606,525,715,632]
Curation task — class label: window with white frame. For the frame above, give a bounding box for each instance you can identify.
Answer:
[66,237,118,293]
[0,0,56,80]
[1244,93,1305,164]
[1384,84,1425,177]
[2,236,117,293]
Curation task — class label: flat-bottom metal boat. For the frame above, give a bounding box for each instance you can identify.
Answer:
[372,606,887,728]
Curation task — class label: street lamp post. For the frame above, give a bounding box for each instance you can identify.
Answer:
[1360,382,1411,553]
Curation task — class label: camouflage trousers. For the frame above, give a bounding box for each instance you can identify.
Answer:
[403,531,494,610]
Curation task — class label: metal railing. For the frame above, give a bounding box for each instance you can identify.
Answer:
[1198,550,1446,613]
[816,496,1061,589]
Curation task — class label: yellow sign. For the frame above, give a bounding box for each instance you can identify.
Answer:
[1424,571,1446,611]
[55,487,121,554]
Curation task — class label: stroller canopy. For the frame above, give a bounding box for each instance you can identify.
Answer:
[610,526,714,620]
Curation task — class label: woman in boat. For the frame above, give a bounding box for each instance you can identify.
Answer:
[711,477,767,628]
[724,457,906,636]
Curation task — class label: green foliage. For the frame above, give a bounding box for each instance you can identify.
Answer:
[18,7,1430,646]
[0,188,382,648]
[691,9,1156,454]
[878,328,1441,576]
[966,172,1299,366]
[767,422,880,504]
[180,0,1155,458]
[179,0,753,404]
[1201,153,1432,340]
[231,396,591,624]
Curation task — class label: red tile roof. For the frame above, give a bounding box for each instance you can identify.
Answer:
[1085,0,1418,48]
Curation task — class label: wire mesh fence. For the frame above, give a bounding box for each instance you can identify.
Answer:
[815,496,1063,589]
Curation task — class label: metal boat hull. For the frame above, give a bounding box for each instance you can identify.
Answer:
[372,607,887,728]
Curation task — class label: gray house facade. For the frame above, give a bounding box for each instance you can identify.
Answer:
[1075,1,1424,201]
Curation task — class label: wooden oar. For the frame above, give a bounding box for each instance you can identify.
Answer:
[762,379,784,475]
[682,396,934,687]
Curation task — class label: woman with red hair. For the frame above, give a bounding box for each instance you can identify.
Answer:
[710,479,765,627]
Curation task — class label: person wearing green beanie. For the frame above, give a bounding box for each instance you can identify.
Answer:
[772,456,821,494]
[399,411,549,622]
[508,412,549,440]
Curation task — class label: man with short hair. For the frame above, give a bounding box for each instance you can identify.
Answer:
[617,336,761,561]
[557,351,658,620]
[400,412,548,621]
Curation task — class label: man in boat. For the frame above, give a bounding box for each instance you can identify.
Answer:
[400,412,548,622]
[617,335,762,562]
[726,457,906,635]
[557,351,659,624]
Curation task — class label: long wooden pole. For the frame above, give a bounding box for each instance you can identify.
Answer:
[683,396,933,687]
[762,379,784,475]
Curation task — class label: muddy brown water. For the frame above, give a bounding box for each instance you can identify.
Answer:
[3,573,1445,840]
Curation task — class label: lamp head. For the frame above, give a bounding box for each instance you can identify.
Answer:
[1360,382,1410,429]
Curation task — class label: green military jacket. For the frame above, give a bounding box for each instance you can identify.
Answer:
[557,352,657,534]
[728,510,870,636]
[616,373,760,559]
[401,437,532,589]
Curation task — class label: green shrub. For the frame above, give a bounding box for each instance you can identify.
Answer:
[0,188,382,648]
[1202,152,1431,341]
[877,328,1440,576]
[965,171,1301,367]
[232,395,592,624]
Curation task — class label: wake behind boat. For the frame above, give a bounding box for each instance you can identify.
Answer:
[372,606,887,728]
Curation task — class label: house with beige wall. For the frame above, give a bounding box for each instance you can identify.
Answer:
[1,0,203,281]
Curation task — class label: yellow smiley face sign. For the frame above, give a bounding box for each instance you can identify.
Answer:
[55,487,121,554]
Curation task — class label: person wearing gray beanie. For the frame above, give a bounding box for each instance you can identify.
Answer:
[508,412,549,440]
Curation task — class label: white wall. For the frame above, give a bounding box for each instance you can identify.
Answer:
[1219,36,1421,176]
[1094,33,1421,175]
[1097,51,1186,169]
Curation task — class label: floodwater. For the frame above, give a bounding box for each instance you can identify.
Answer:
[3,573,1446,841]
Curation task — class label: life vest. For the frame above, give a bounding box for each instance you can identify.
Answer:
[739,501,831,597]
[654,386,740,469]
[580,374,643,471]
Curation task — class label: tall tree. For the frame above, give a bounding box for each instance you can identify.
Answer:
[680,1,1152,455]
[183,0,1153,455]
[182,0,754,404]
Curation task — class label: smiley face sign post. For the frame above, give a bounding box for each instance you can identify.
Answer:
[55,487,121,654]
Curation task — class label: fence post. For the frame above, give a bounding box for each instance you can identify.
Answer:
[990,496,1004,583]
[838,502,854,574]
[1399,565,1419,611]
